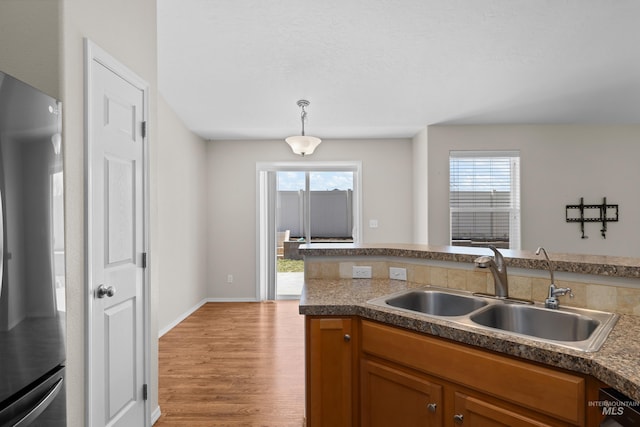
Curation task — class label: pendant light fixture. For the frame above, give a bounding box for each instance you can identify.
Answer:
[285,99,321,156]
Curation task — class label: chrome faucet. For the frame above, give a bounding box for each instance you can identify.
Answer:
[474,245,508,298]
[535,247,574,309]
[545,284,574,309]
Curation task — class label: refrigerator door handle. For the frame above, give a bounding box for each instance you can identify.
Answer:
[12,378,63,427]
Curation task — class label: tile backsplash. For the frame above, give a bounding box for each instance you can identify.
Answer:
[305,259,640,316]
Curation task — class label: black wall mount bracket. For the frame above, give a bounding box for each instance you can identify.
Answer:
[566,197,618,239]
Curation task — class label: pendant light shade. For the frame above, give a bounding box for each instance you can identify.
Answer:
[285,134,322,156]
[286,100,321,156]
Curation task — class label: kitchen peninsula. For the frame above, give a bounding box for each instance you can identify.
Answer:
[299,243,640,426]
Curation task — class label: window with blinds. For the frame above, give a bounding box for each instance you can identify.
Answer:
[449,151,520,249]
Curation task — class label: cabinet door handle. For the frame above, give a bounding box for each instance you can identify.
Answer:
[343,334,351,342]
[453,414,464,424]
[426,403,437,412]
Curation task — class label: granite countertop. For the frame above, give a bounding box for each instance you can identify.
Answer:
[299,277,640,402]
[298,243,640,279]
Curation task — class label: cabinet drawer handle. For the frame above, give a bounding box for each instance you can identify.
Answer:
[427,403,437,412]
[343,334,351,342]
[453,414,464,424]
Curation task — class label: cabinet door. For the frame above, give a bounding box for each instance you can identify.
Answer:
[454,392,565,427]
[307,317,354,427]
[361,359,443,427]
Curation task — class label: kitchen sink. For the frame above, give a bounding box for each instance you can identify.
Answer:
[468,303,618,351]
[379,289,488,316]
[470,304,598,341]
[367,287,619,352]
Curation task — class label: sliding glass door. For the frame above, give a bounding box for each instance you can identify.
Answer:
[275,169,356,299]
[257,162,361,301]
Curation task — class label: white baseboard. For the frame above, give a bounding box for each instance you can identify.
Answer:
[206,297,259,302]
[158,299,207,337]
[151,406,161,425]
[158,297,260,338]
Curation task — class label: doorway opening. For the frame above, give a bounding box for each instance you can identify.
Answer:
[257,162,362,301]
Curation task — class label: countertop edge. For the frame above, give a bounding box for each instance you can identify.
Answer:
[299,281,640,402]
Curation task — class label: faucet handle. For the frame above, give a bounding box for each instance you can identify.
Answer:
[558,286,573,298]
[488,245,503,263]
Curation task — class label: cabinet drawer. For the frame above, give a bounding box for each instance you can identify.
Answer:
[361,320,585,424]
[361,359,443,427]
[454,392,568,427]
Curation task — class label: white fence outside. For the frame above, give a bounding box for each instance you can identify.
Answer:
[277,190,353,239]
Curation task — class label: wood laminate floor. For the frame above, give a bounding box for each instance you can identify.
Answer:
[155,301,306,426]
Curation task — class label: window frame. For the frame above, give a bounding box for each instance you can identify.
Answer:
[449,150,521,250]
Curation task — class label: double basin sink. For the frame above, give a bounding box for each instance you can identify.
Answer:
[367,288,619,352]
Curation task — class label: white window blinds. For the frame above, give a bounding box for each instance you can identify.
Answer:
[449,151,521,249]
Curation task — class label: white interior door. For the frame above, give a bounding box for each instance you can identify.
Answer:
[86,40,149,427]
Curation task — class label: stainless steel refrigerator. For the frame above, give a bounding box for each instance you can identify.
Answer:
[0,70,66,426]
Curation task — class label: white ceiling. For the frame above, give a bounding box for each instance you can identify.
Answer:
[157,1,640,141]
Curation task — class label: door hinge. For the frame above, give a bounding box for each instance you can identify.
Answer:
[141,121,147,138]
[142,252,147,269]
[143,384,148,401]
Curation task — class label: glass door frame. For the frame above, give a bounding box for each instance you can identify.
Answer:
[256,161,362,301]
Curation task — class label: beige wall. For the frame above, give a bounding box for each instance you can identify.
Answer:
[61,0,159,425]
[412,127,429,244]
[0,0,61,98]
[157,96,209,333]
[422,125,640,257]
[207,138,413,299]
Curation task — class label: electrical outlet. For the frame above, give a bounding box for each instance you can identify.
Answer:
[352,266,372,279]
[227,274,234,283]
[389,267,407,281]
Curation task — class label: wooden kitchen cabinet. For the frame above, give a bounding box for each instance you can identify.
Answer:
[306,316,357,427]
[361,359,443,426]
[361,320,586,426]
[306,317,598,426]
